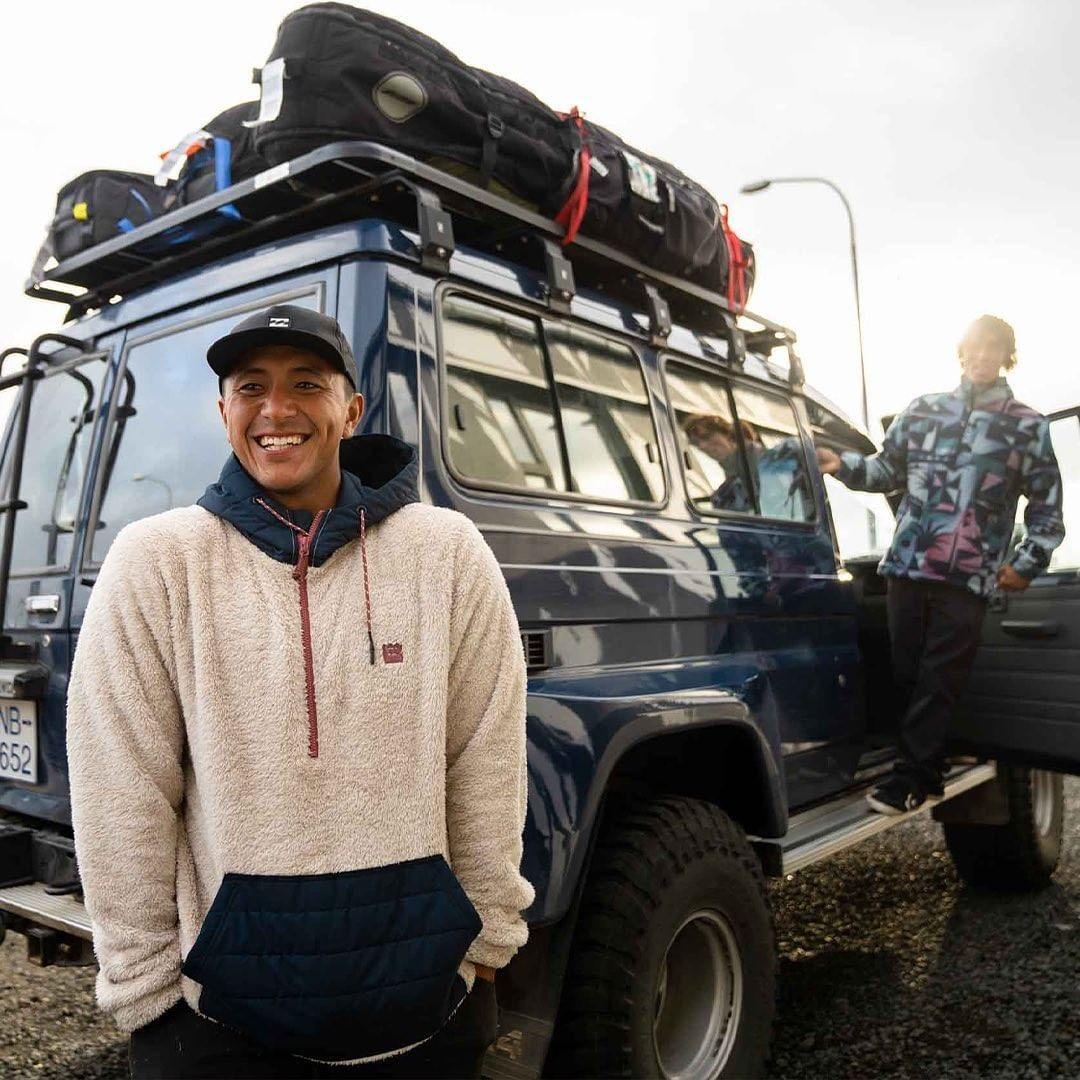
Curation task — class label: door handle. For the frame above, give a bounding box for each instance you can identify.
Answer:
[25,594,60,616]
[1001,620,1061,639]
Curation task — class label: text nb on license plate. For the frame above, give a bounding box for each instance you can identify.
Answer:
[0,699,37,783]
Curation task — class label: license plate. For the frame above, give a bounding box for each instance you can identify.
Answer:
[0,700,37,783]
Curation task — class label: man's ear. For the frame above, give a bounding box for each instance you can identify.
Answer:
[345,392,364,436]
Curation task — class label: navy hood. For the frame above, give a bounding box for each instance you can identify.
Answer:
[197,433,419,567]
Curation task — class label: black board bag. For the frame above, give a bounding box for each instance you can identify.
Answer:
[251,3,754,307]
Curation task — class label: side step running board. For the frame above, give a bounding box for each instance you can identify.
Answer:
[769,763,997,877]
[0,881,92,940]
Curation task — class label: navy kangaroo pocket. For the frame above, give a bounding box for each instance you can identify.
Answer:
[181,855,483,1061]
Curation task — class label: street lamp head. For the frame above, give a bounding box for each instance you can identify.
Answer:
[740,180,772,194]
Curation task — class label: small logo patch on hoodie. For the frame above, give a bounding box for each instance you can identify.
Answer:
[382,643,404,664]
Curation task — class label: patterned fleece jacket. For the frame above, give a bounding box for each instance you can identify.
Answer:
[66,434,535,1064]
[837,377,1065,597]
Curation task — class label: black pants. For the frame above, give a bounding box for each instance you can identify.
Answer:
[129,982,499,1080]
[886,577,988,789]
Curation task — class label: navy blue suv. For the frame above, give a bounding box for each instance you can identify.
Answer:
[0,143,1076,1078]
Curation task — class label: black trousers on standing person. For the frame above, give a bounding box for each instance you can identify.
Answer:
[129,981,499,1080]
[886,576,989,792]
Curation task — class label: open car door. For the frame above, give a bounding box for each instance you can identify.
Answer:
[954,406,1080,773]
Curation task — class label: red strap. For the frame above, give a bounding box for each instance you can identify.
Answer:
[720,204,748,314]
[554,107,590,247]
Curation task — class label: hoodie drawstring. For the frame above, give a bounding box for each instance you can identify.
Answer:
[253,497,378,760]
[359,508,376,665]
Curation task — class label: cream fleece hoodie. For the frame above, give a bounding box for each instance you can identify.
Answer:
[66,450,534,1061]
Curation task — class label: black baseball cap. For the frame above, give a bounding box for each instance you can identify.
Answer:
[206,305,359,389]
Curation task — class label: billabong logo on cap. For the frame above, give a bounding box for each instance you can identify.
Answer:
[269,316,291,328]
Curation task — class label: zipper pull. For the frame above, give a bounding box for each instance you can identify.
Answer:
[294,532,311,582]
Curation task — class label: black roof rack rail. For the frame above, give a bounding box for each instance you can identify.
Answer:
[25,140,795,346]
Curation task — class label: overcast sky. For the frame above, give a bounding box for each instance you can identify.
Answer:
[2,0,1077,432]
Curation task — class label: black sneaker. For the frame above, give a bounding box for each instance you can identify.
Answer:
[866,773,927,816]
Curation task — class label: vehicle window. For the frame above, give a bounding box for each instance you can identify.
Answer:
[822,476,892,559]
[665,360,756,515]
[91,294,321,564]
[7,357,106,572]
[442,296,567,493]
[1015,414,1080,573]
[545,324,663,502]
[730,384,815,523]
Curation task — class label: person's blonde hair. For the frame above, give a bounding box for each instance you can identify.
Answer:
[958,315,1017,371]
[683,413,758,444]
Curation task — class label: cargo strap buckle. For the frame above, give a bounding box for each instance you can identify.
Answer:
[644,284,671,346]
[540,239,575,314]
[412,186,455,273]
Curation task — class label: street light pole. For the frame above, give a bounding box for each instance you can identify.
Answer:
[740,177,870,434]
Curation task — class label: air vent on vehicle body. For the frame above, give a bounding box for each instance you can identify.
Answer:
[521,629,553,671]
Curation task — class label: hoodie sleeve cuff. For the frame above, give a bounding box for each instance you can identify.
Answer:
[466,934,526,970]
[1008,551,1041,581]
[836,451,865,487]
[109,981,184,1034]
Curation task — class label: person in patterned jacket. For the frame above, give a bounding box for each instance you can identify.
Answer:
[817,315,1064,814]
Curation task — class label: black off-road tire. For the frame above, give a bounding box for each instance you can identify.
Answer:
[547,797,775,1079]
[943,766,1064,892]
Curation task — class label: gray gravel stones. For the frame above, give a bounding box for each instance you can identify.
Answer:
[767,776,1080,1079]
[0,777,1076,1078]
[0,934,124,1078]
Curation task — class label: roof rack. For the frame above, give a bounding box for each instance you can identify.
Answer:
[26,140,795,350]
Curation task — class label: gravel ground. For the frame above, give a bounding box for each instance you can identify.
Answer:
[0,779,1077,1079]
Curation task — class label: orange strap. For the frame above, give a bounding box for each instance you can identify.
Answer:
[554,107,590,247]
[720,204,749,314]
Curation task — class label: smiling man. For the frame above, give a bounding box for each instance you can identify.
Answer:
[817,315,1065,815]
[67,304,534,1078]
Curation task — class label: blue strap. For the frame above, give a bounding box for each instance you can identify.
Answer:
[214,137,233,191]
[212,136,243,221]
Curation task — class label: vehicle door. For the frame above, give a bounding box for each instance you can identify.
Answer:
[0,334,117,824]
[955,406,1080,773]
[663,357,863,807]
[74,272,336,634]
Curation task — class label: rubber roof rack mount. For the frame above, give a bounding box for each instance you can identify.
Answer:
[25,140,794,346]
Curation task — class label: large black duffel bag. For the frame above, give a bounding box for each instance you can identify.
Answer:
[46,170,168,262]
[29,170,171,281]
[250,3,755,308]
[575,119,755,303]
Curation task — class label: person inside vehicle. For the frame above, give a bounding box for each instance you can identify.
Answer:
[66,305,534,1078]
[817,314,1064,815]
[683,413,756,512]
[684,412,813,519]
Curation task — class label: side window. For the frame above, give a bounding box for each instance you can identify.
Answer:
[822,473,892,558]
[90,293,322,565]
[442,296,567,493]
[808,401,892,558]
[6,356,106,573]
[440,294,663,504]
[1015,413,1080,573]
[666,361,755,515]
[546,324,663,502]
[729,384,815,523]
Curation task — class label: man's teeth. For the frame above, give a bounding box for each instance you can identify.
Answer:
[257,435,307,448]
